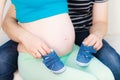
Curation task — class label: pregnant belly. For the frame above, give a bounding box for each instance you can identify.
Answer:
[19,13,75,56]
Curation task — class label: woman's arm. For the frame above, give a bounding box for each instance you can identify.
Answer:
[2,5,50,58]
[0,0,7,27]
[83,2,108,50]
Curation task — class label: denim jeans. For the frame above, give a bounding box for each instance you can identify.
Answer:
[75,31,120,80]
[0,31,120,80]
[0,40,18,80]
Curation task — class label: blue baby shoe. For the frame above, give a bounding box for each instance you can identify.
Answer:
[76,43,97,66]
[42,49,66,74]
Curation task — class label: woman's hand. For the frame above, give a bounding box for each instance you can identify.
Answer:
[19,33,51,58]
[83,33,103,51]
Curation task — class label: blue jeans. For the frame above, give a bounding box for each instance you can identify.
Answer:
[75,31,120,80]
[0,31,120,80]
[0,40,18,80]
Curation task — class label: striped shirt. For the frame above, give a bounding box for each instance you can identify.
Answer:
[67,0,107,32]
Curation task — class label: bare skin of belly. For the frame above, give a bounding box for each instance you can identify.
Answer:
[18,13,75,56]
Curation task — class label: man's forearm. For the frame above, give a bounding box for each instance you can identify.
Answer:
[2,16,29,43]
[91,2,108,39]
[90,22,108,39]
[2,5,31,43]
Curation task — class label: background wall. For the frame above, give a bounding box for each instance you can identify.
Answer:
[0,0,11,45]
[105,0,120,54]
[108,0,120,35]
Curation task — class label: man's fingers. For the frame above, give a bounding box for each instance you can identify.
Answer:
[88,37,96,46]
[94,41,102,50]
[41,44,51,54]
[84,34,95,46]
[34,52,42,58]
[28,49,42,58]
[38,48,47,56]
[28,50,38,58]
[96,42,102,50]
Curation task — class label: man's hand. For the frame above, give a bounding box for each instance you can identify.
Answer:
[2,5,51,58]
[19,33,51,58]
[83,2,108,51]
[83,33,103,51]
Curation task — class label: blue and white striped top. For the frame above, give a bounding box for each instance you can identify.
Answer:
[68,0,108,31]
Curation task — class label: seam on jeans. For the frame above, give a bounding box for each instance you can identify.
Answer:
[0,59,17,69]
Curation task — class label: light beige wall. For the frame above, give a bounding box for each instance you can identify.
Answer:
[108,0,120,35]
[0,0,11,45]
